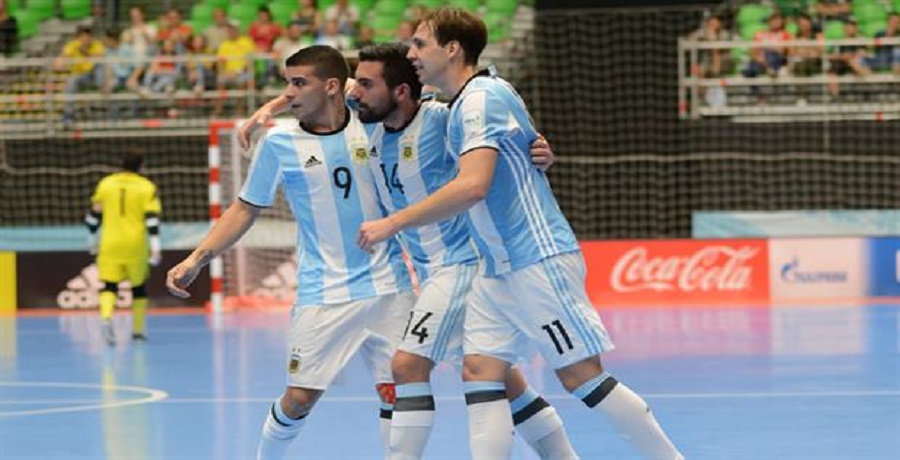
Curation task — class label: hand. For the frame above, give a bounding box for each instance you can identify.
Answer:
[357,218,400,254]
[529,135,555,172]
[149,251,162,267]
[166,259,201,298]
[87,234,98,256]
[237,107,273,150]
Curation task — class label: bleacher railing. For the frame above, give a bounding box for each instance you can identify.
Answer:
[678,36,900,122]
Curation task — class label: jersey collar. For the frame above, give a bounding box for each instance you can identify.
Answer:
[447,68,491,110]
[384,103,423,134]
[299,106,351,136]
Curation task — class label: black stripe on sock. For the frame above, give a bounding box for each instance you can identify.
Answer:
[394,395,436,412]
[512,396,550,425]
[464,390,506,406]
[271,404,307,427]
[582,376,619,408]
[380,409,393,420]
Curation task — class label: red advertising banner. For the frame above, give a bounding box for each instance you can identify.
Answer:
[582,239,770,307]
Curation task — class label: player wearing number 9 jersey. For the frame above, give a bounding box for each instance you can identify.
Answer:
[165,46,414,460]
[85,151,161,345]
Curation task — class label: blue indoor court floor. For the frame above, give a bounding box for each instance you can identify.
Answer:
[1,304,899,459]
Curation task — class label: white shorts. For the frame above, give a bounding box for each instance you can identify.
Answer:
[285,291,416,389]
[464,252,615,370]
[397,263,476,367]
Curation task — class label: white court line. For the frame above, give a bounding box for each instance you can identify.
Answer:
[0,381,168,418]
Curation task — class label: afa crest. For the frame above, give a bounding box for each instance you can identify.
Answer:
[401,145,416,161]
[353,147,368,162]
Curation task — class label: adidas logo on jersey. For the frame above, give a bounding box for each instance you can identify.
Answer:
[304,156,323,168]
[369,146,379,158]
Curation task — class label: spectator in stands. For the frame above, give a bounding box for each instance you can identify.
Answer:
[827,19,870,97]
[743,12,792,79]
[867,13,900,74]
[356,25,375,49]
[249,6,282,87]
[126,6,156,64]
[0,0,19,57]
[103,30,139,118]
[693,14,733,77]
[272,20,311,73]
[292,0,322,31]
[213,22,255,116]
[56,26,106,125]
[204,8,230,52]
[324,0,359,37]
[315,19,352,50]
[141,38,182,95]
[185,34,213,95]
[817,0,852,22]
[158,8,192,47]
[406,4,428,22]
[790,14,823,105]
[395,20,416,46]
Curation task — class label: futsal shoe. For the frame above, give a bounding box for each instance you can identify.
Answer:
[132,333,148,341]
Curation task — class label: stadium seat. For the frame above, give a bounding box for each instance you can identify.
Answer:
[736,4,772,28]
[374,0,408,17]
[823,20,846,39]
[785,21,799,37]
[485,0,517,15]
[740,22,767,41]
[862,20,886,37]
[414,0,444,8]
[191,3,215,24]
[60,0,91,19]
[854,2,887,24]
[228,3,258,32]
[446,0,481,12]
[204,0,230,12]
[371,13,402,37]
[269,2,298,22]
[25,0,56,21]
[353,0,375,15]
[15,9,40,39]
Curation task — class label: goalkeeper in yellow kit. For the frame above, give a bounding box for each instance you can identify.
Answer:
[84,152,162,345]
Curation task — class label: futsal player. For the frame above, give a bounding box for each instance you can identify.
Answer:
[239,44,577,459]
[165,46,416,459]
[357,8,685,459]
[85,151,161,345]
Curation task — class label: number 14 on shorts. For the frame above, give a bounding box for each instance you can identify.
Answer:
[403,311,432,344]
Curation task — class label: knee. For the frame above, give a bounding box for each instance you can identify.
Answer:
[462,354,508,382]
[555,356,605,393]
[391,351,432,384]
[282,387,321,419]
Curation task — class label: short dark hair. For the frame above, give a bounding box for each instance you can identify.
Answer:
[358,43,423,100]
[122,152,144,173]
[421,7,486,66]
[285,45,350,88]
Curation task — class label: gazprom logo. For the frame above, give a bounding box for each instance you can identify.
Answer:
[780,257,848,284]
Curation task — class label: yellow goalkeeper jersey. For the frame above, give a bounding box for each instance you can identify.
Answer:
[91,172,161,261]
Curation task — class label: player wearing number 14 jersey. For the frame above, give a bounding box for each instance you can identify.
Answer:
[351,43,578,460]
[166,46,414,460]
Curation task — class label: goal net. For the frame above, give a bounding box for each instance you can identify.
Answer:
[208,120,297,313]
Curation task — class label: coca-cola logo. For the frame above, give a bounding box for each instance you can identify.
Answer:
[611,246,759,293]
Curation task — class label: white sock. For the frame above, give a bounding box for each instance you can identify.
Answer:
[510,387,578,460]
[256,397,306,460]
[464,381,514,460]
[389,382,435,460]
[574,373,683,460]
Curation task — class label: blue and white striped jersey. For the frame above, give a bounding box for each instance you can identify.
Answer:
[447,72,580,276]
[239,110,413,306]
[367,100,478,280]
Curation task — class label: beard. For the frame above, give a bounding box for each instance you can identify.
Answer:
[357,98,398,123]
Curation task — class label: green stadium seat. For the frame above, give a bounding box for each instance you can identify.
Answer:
[229,3,258,32]
[204,0,230,12]
[191,3,215,24]
[785,21,799,37]
[15,9,40,39]
[371,13,402,35]
[446,0,481,12]
[736,4,772,28]
[25,0,56,21]
[60,0,91,19]
[823,20,846,39]
[855,2,887,23]
[862,19,886,37]
[740,22,767,41]
[269,2,298,23]
[374,0,408,16]
[414,0,444,8]
[483,11,508,42]
[485,0,517,15]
